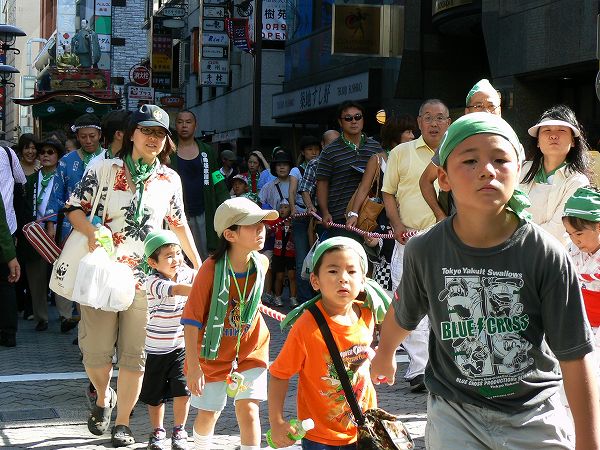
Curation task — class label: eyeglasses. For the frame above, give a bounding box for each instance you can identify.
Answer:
[467,103,500,113]
[137,127,168,139]
[341,113,363,122]
[38,149,57,155]
[419,115,449,124]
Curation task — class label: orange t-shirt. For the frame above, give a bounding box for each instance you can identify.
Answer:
[269,300,376,446]
[181,257,270,382]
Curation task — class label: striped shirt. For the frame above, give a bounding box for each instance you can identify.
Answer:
[316,136,382,222]
[145,265,196,355]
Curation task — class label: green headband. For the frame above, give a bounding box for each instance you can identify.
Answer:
[465,79,498,106]
[310,236,368,274]
[280,236,391,330]
[437,113,531,220]
[563,187,600,222]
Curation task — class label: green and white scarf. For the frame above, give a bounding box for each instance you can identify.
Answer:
[201,251,265,360]
[124,153,157,221]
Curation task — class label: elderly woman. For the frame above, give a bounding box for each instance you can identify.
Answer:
[22,139,65,332]
[65,105,200,447]
[520,105,591,244]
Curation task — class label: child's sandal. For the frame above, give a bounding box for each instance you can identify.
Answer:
[87,387,116,435]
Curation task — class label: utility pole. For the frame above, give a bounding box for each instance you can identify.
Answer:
[251,0,262,149]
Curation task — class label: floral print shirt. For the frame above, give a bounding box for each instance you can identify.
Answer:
[66,158,186,290]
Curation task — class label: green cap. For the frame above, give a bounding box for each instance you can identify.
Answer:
[563,187,600,222]
[465,79,497,106]
[144,230,180,259]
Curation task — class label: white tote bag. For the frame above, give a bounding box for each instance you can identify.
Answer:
[49,163,115,300]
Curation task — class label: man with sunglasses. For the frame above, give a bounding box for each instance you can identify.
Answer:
[381,98,451,393]
[170,110,229,260]
[316,101,382,240]
[46,113,105,335]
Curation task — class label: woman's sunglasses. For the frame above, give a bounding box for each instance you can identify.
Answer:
[340,113,363,122]
[38,149,57,155]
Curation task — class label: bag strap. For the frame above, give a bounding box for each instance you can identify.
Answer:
[275,182,285,201]
[308,304,366,426]
[373,155,382,199]
[3,146,16,183]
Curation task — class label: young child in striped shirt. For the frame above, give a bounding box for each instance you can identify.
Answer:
[141,230,197,450]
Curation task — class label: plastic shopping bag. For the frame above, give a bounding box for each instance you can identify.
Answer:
[73,248,112,309]
[104,262,136,312]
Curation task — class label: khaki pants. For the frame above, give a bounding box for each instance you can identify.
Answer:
[79,289,148,371]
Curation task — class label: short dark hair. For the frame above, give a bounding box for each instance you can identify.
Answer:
[298,135,321,152]
[176,110,197,123]
[562,215,598,232]
[337,101,365,119]
[102,110,131,145]
[16,133,38,156]
[380,113,417,149]
[148,242,180,262]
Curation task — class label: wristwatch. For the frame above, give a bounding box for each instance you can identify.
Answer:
[347,211,359,219]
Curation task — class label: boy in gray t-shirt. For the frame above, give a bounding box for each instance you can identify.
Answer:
[372,113,599,448]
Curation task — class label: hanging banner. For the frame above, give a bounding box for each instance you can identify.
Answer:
[225,18,254,54]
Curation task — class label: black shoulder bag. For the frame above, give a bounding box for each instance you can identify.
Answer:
[308,304,414,450]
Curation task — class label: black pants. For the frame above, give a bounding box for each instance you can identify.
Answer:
[0,263,18,336]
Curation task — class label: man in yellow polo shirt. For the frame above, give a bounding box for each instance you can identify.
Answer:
[381,98,450,392]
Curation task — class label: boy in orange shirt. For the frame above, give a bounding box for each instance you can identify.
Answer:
[181,197,278,450]
[268,237,390,449]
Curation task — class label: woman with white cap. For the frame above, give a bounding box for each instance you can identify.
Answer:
[520,105,591,244]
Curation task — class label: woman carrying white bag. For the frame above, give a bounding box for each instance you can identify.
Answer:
[64,104,201,447]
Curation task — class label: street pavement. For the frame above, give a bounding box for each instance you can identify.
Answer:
[0,302,427,449]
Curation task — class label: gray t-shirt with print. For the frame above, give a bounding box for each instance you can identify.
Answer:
[395,217,594,413]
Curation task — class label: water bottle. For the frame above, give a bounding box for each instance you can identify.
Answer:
[266,418,315,448]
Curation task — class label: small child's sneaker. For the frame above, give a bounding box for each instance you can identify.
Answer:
[147,428,168,450]
[289,297,298,307]
[262,293,274,305]
[273,296,283,307]
[171,426,188,450]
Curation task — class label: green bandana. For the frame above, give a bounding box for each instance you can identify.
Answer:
[37,170,56,206]
[280,236,391,330]
[437,112,531,221]
[533,160,566,184]
[80,146,103,167]
[201,251,265,360]
[465,79,497,106]
[341,133,366,153]
[124,153,157,221]
[563,187,600,222]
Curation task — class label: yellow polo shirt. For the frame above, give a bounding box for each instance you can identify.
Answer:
[381,136,437,231]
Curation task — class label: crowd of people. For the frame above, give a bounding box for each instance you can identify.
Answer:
[0,79,598,449]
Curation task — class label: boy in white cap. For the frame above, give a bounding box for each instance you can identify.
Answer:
[141,230,196,450]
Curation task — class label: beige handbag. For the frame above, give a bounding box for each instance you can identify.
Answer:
[49,163,115,300]
[346,155,385,232]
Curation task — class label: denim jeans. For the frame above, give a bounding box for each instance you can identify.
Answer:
[301,438,356,450]
[292,216,315,303]
[0,263,18,336]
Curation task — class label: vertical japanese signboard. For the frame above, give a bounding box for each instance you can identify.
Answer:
[95,0,112,71]
[262,0,287,40]
[152,18,173,90]
[199,1,230,86]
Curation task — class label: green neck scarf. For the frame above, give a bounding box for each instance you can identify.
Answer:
[341,133,366,153]
[280,236,391,330]
[201,251,265,360]
[80,146,103,167]
[437,112,531,221]
[563,187,600,222]
[37,170,55,205]
[534,160,566,184]
[124,153,157,221]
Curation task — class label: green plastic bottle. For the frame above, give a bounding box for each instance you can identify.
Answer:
[95,225,114,256]
[266,418,315,448]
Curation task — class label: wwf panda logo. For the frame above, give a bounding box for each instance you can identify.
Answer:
[56,262,69,282]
